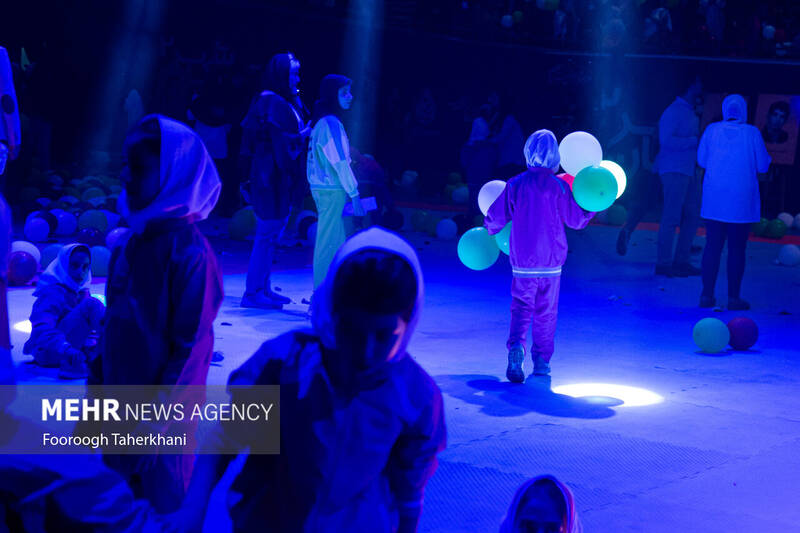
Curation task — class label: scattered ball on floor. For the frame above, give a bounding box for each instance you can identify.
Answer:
[692,317,730,354]
[727,317,758,351]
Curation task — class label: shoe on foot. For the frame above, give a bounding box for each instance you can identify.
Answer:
[241,290,283,310]
[699,295,716,308]
[266,288,291,305]
[616,228,630,256]
[655,264,673,277]
[533,355,551,376]
[59,349,89,380]
[506,345,525,384]
[672,263,701,277]
[728,297,750,311]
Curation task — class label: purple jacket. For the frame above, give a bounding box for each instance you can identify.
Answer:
[485,168,593,277]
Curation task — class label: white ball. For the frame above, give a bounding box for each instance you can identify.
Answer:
[777,212,793,228]
[794,213,800,230]
[11,241,41,265]
[778,244,800,266]
[599,160,627,199]
[478,180,506,216]
[559,131,603,176]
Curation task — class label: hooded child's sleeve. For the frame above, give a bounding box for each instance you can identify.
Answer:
[556,179,594,230]
[387,382,447,521]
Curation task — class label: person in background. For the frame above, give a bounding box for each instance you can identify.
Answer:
[500,475,582,533]
[307,74,366,289]
[95,115,224,512]
[485,130,593,382]
[697,94,771,310]
[22,244,103,379]
[172,228,446,533]
[654,76,703,278]
[460,115,498,218]
[240,53,310,309]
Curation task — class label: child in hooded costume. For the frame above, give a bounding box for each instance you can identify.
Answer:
[240,53,310,309]
[485,130,593,382]
[94,115,224,512]
[307,74,367,289]
[500,475,582,533]
[22,244,104,379]
[175,228,446,533]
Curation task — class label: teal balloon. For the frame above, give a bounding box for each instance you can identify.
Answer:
[41,243,64,268]
[764,219,787,239]
[78,210,109,233]
[606,204,627,226]
[495,222,512,255]
[457,227,500,270]
[692,318,730,354]
[572,166,618,212]
[90,246,112,277]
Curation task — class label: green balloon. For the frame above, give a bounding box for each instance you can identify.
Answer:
[692,318,730,354]
[229,207,257,240]
[751,218,768,236]
[411,210,429,232]
[765,219,787,239]
[425,215,441,237]
[78,210,109,233]
[606,204,627,226]
[82,187,105,202]
[495,222,512,255]
[458,227,500,270]
[572,166,618,212]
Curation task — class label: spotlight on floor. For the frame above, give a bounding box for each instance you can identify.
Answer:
[13,320,31,334]
[552,383,663,407]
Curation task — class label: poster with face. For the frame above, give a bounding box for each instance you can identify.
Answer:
[754,94,799,166]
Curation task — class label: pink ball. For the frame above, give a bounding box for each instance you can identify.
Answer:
[727,317,758,351]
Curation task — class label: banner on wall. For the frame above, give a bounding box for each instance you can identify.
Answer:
[754,94,799,166]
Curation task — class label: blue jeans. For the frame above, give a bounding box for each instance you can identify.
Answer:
[657,172,701,266]
[245,217,288,294]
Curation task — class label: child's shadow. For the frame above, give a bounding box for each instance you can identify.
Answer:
[436,374,619,419]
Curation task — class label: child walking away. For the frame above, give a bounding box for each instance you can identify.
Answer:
[174,228,446,533]
[500,475,583,533]
[95,115,224,511]
[22,244,103,379]
[485,130,594,382]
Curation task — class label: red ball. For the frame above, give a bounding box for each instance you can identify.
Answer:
[8,251,38,286]
[727,317,758,351]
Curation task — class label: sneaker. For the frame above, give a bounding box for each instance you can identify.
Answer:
[728,297,750,311]
[699,295,716,308]
[241,291,283,310]
[506,345,525,384]
[266,288,291,305]
[59,350,89,380]
[616,228,630,256]
[672,263,701,277]
[655,264,673,277]
[533,355,551,376]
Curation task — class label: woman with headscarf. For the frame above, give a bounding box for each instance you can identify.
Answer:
[95,114,224,511]
[697,94,771,310]
[240,53,310,309]
[500,475,582,533]
[485,130,594,382]
[460,115,499,218]
[22,244,104,379]
[307,74,366,289]
[174,228,447,533]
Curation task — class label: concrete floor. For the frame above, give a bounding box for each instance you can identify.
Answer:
[8,222,800,532]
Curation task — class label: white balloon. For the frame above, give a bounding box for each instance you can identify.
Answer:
[559,131,603,176]
[778,244,800,266]
[478,180,506,216]
[599,160,627,199]
[777,212,793,228]
[794,213,800,230]
[11,241,41,265]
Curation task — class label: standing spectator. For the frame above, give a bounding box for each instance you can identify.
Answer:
[461,116,498,217]
[654,77,703,277]
[697,94,770,310]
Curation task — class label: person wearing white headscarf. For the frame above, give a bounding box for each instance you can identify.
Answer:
[98,115,224,512]
[174,228,446,533]
[22,243,104,378]
[485,130,593,382]
[697,94,771,310]
[500,475,582,533]
[461,116,498,217]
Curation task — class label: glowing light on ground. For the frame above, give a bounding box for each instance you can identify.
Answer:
[13,320,31,334]
[92,293,106,306]
[552,383,664,407]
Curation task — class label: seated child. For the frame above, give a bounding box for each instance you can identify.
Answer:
[175,227,447,533]
[500,475,582,533]
[22,244,103,379]
[485,130,594,382]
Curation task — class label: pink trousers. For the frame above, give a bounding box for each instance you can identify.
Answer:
[507,276,560,363]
